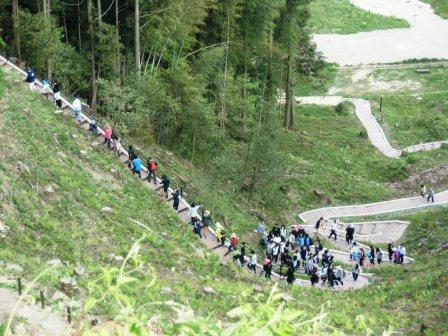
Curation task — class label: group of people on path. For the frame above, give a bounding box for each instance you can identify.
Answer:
[23,65,410,291]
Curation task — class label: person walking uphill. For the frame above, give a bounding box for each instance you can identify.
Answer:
[132,156,142,178]
[25,68,35,91]
[427,188,435,203]
[72,97,82,120]
[247,250,257,273]
[224,233,239,256]
[328,220,338,240]
[53,81,62,109]
[171,189,181,211]
[147,158,158,184]
[160,175,170,198]
[104,125,113,149]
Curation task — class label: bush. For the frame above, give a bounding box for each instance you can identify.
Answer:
[335,102,350,116]
[358,129,368,139]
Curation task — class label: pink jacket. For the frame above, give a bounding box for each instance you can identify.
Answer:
[104,128,112,139]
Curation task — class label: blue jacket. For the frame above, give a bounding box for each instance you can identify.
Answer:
[133,158,142,171]
[26,70,35,83]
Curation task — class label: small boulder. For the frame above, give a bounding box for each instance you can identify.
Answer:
[194,249,205,259]
[101,207,114,214]
[74,265,86,277]
[52,290,70,302]
[161,287,174,295]
[91,141,100,147]
[280,293,295,302]
[47,258,63,267]
[114,255,124,262]
[60,276,78,289]
[314,189,325,199]
[80,150,88,156]
[203,286,216,295]
[253,285,263,293]
[44,185,55,194]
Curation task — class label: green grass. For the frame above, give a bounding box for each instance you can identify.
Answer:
[309,0,409,34]
[1,65,448,334]
[422,0,448,18]
[332,65,448,148]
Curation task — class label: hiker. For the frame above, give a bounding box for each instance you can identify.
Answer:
[132,156,142,178]
[359,248,366,266]
[224,233,239,256]
[352,264,361,281]
[89,120,99,135]
[247,250,257,273]
[427,188,435,203]
[171,189,180,211]
[112,132,123,155]
[420,183,426,198]
[239,242,247,266]
[261,258,272,279]
[328,220,338,240]
[315,217,324,231]
[256,220,266,234]
[188,203,201,225]
[286,265,295,285]
[214,222,226,247]
[375,247,383,264]
[193,220,202,239]
[310,267,319,286]
[160,175,170,198]
[346,224,355,244]
[201,210,212,239]
[25,68,35,91]
[387,243,394,262]
[40,78,51,97]
[272,243,280,263]
[53,82,62,108]
[334,266,345,286]
[280,225,287,240]
[147,158,158,184]
[327,267,335,287]
[350,241,360,261]
[103,125,112,148]
[398,244,406,264]
[127,145,137,168]
[368,246,375,265]
[72,97,82,120]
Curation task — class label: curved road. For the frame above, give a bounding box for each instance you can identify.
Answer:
[314,0,448,65]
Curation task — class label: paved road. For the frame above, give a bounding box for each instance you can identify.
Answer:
[313,0,448,65]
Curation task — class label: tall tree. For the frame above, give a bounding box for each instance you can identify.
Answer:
[277,0,310,129]
[134,0,140,77]
[87,0,97,110]
[12,0,20,58]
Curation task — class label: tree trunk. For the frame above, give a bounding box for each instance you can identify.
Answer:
[62,6,69,43]
[115,0,120,76]
[77,1,82,52]
[97,0,102,24]
[284,48,294,129]
[219,0,231,130]
[87,0,97,111]
[43,0,52,81]
[134,0,141,77]
[12,0,21,58]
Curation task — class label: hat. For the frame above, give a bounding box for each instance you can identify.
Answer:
[231,233,236,238]
[215,222,222,229]
[264,258,271,265]
[204,210,210,216]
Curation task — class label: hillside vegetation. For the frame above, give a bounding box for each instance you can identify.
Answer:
[1,58,448,335]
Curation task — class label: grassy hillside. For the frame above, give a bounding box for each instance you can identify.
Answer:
[422,0,448,18]
[309,0,409,34]
[0,64,448,334]
[331,65,448,148]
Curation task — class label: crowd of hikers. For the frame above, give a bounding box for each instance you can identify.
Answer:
[23,65,413,289]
